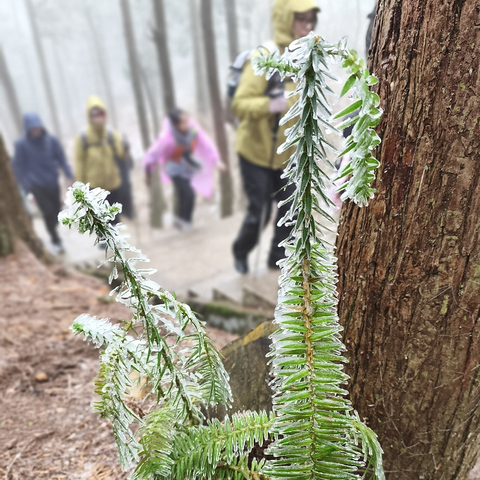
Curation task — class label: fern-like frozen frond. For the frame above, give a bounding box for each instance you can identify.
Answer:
[61,182,232,467]
[168,411,274,480]
[329,46,383,206]
[132,406,176,479]
[255,33,384,479]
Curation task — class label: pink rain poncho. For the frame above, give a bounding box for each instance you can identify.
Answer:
[143,118,221,199]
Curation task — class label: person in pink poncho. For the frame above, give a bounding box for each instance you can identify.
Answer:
[143,109,226,231]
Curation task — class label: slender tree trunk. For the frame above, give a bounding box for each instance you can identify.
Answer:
[85,6,119,128]
[120,0,150,151]
[24,0,62,139]
[140,65,160,138]
[152,0,176,112]
[51,42,76,136]
[224,0,239,61]
[201,0,234,218]
[336,1,480,478]
[0,46,23,137]
[121,0,164,228]
[0,134,46,260]
[189,0,209,115]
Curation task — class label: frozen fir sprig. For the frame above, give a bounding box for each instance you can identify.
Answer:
[253,33,385,479]
[62,30,385,480]
[254,34,383,207]
[60,182,232,469]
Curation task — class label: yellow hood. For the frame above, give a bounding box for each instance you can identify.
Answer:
[272,0,320,48]
[86,95,107,121]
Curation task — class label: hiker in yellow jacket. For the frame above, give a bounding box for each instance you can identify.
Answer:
[74,96,126,218]
[232,0,319,274]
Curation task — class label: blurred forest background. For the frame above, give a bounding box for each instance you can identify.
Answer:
[0,0,375,156]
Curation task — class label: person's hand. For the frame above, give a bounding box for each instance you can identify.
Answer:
[269,95,287,114]
[217,161,227,172]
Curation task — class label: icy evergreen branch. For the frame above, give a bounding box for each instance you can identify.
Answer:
[255,33,385,479]
[167,411,274,480]
[61,182,232,470]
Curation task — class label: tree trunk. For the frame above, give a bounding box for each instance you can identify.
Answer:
[201,0,234,218]
[0,134,46,260]
[51,42,76,136]
[24,0,62,139]
[224,0,239,61]
[189,0,209,115]
[119,0,150,151]
[336,1,480,478]
[0,46,23,137]
[85,6,119,128]
[140,65,161,138]
[152,0,176,112]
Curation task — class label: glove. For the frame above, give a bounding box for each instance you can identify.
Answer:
[269,95,287,114]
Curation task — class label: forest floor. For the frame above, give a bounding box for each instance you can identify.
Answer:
[0,245,236,480]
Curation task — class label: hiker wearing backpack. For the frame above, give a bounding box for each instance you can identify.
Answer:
[12,113,74,254]
[143,108,226,231]
[231,0,319,274]
[74,96,131,222]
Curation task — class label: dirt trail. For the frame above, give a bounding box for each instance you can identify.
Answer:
[0,244,236,479]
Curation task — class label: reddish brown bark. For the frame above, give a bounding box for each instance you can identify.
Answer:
[0,134,46,260]
[337,1,480,478]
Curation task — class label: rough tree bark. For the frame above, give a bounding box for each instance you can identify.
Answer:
[0,134,46,260]
[152,0,176,112]
[85,6,119,128]
[336,1,480,478]
[0,46,23,137]
[201,0,234,218]
[24,0,62,139]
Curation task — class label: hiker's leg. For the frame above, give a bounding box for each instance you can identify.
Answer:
[32,185,62,245]
[268,169,295,268]
[233,156,270,261]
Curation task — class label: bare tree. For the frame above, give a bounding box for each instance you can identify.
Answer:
[121,0,164,228]
[85,5,119,128]
[140,65,161,137]
[201,0,234,218]
[0,133,46,260]
[24,0,62,139]
[0,46,23,137]
[224,0,239,61]
[119,0,150,150]
[152,0,176,112]
[51,42,77,136]
[189,0,209,115]
[337,1,480,478]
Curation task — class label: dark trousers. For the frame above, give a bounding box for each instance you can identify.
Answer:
[172,176,195,223]
[233,155,295,267]
[31,184,61,244]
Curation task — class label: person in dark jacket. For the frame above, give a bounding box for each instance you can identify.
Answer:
[13,113,73,253]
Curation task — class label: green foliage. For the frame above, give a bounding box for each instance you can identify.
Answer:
[62,32,384,480]
[61,185,232,468]
[252,34,385,479]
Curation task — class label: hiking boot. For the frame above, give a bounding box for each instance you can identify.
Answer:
[52,241,65,255]
[234,255,249,275]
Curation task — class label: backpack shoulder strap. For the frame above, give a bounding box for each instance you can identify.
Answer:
[107,129,119,158]
[80,130,88,151]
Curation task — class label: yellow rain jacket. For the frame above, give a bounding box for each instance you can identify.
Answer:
[74,96,125,191]
[233,0,319,169]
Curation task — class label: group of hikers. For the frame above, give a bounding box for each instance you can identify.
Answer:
[10,0,373,273]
